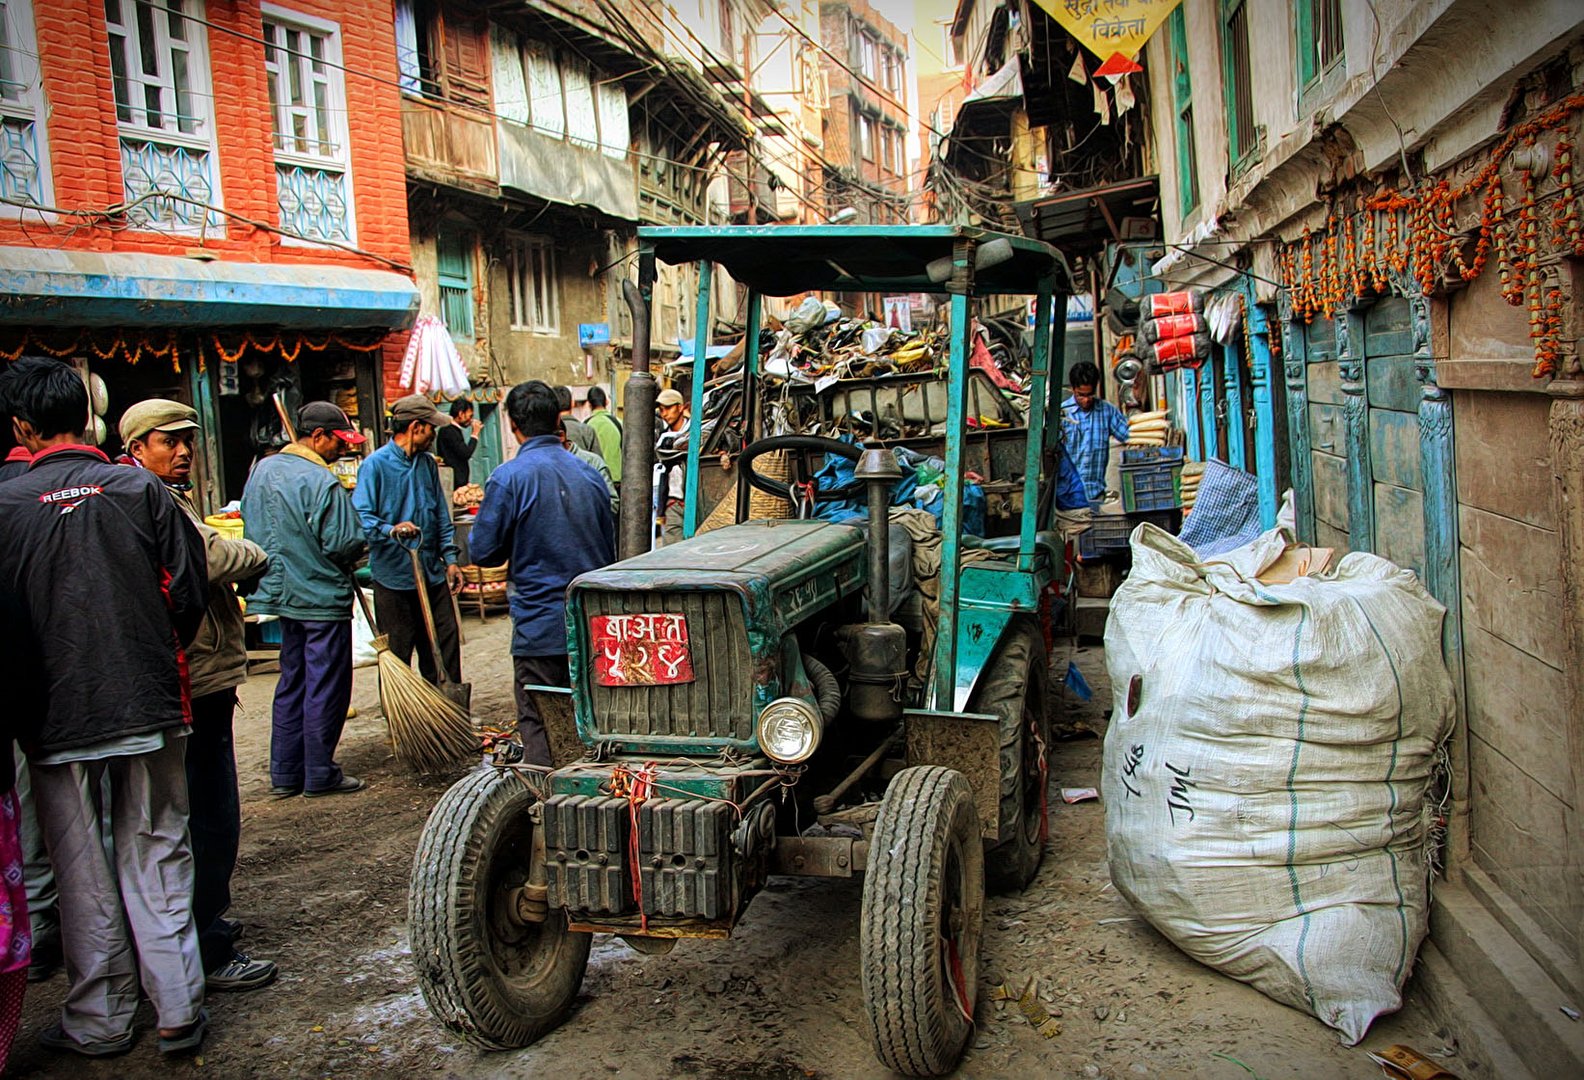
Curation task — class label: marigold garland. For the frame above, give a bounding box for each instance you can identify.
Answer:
[0,329,182,371]
[210,329,387,366]
[1278,90,1584,379]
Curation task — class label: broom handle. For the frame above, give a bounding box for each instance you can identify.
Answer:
[408,533,453,687]
[353,577,378,635]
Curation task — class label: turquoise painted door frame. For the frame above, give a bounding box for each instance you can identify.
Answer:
[1182,367,1202,459]
[1244,288,1280,529]
[1220,341,1246,470]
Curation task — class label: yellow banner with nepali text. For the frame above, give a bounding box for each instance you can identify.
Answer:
[1032,0,1183,73]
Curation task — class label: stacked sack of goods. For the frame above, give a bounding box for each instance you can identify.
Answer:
[1180,460,1204,516]
[1140,291,1210,373]
[1127,409,1169,447]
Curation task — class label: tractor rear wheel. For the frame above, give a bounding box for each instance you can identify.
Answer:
[860,766,984,1077]
[973,623,1051,893]
[409,768,590,1049]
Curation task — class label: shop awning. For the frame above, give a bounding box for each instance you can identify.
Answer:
[0,248,420,330]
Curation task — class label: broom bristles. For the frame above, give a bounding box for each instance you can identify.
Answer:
[371,637,478,773]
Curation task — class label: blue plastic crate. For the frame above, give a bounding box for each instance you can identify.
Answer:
[257,619,282,646]
[1077,510,1177,559]
[1120,446,1185,466]
[1120,459,1183,512]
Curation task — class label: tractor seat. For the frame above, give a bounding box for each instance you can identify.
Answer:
[962,530,1063,572]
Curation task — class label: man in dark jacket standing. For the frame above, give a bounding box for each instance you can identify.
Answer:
[242,401,368,799]
[435,398,480,487]
[0,358,210,1057]
[121,399,277,993]
[472,381,614,764]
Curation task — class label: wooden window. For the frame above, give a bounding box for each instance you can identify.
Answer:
[859,113,875,162]
[1220,0,1257,171]
[1297,0,1344,98]
[393,0,437,97]
[436,225,474,339]
[104,0,221,231]
[508,235,558,334]
[262,7,354,244]
[0,0,51,209]
[1168,7,1198,218]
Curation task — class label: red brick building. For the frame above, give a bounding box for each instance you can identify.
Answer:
[0,0,417,509]
[817,0,911,227]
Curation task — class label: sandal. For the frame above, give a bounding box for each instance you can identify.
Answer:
[158,1007,209,1056]
[38,1022,134,1058]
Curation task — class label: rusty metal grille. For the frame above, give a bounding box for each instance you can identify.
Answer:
[581,590,753,741]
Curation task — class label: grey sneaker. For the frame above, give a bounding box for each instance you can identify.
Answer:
[206,952,278,992]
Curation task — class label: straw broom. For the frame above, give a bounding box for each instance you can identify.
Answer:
[276,394,477,772]
[356,586,478,773]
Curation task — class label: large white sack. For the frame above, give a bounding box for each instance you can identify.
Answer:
[1102,524,1454,1044]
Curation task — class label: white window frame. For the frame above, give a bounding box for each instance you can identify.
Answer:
[508,234,559,335]
[105,0,216,145]
[0,0,53,214]
[104,0,223,231]
[261,5,356,246]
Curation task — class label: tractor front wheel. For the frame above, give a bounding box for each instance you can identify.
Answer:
[860,766,985,1077]
[409,768,591,1049]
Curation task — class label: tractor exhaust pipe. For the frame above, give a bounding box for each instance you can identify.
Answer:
[845,447,907,723]
[619,278,658,560]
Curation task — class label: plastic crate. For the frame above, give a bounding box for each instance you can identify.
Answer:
[1120,446,1185,466]
[1077,510,1177,560]
[1121,455,1184,513]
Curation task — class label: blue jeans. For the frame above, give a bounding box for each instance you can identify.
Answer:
[270,618,353,792]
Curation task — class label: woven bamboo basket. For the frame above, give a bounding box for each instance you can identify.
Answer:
[697,450,793,533]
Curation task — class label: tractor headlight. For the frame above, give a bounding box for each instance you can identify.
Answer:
[756,697,822,764]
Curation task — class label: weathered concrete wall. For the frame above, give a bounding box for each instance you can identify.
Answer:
[1453,386,1576,958]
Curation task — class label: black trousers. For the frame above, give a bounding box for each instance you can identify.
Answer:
[512,654,569,766]
[373,578,462,685]
[188,688,240,973]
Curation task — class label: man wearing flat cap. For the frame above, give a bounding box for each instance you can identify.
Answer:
[242,400,368,800]
[121,399,278,992]
[352,394,463,686]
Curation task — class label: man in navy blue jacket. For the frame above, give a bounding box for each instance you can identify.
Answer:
[470,381,615,764]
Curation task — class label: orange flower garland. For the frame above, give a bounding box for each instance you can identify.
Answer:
[1277,90,1584,380]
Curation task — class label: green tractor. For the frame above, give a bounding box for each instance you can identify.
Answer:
[409,226,1075,1077]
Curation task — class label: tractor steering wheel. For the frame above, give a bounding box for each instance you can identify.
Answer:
[738,435,865,503]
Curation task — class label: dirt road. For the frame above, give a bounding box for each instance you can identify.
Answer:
[12,619,1470,1079]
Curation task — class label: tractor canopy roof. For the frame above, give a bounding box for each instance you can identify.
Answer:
[638,224,1072,298]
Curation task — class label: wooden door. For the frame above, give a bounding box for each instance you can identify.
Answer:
[1302,315,1348,550]
[1363,298,1426,576]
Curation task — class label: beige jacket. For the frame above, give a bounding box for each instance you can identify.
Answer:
[172,492,270,699]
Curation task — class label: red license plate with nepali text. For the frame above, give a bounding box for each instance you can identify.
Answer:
[590,613,696,686]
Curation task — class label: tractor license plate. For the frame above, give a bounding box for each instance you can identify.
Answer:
[591,613,696,686]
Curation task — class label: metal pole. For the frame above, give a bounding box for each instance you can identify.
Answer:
[682,260,712,539]
[735,289,762,523]
[866,479,890,621]
[618,249,659,560]
[1018,274,1055,572]
[933,238,973,710]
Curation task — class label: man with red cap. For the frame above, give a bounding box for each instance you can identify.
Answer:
[241,401,369,799]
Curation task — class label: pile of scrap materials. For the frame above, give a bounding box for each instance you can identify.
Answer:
[758,296,1030,392]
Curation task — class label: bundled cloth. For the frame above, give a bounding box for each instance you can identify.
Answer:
[1139,290,1209,374]
[1176,458,1260,556]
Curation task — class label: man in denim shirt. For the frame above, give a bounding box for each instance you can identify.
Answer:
[471,381,614,764]
[353,395,463,685]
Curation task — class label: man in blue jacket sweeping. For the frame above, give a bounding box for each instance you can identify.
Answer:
[353,394,463,686]
[471,381,614,764]
[242,401,368,799]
